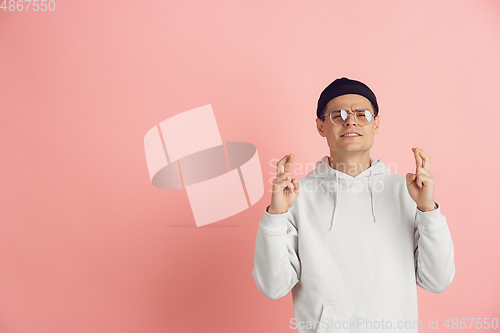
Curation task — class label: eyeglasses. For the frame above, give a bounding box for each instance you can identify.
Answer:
[322,109,375,126]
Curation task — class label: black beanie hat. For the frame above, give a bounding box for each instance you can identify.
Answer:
[317,77,379,119]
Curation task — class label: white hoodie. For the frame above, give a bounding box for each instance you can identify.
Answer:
[252,156,455,333]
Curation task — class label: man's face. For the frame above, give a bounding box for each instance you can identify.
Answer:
[316,94,380,156]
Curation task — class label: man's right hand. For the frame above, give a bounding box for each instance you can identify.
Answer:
[268,154,300,214]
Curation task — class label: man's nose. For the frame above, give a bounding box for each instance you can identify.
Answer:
[344,112,357,126]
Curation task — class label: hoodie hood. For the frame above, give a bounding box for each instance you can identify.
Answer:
[305,156,391,231]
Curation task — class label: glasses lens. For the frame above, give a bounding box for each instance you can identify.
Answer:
[355,110,373,125]
[330,110,344,125]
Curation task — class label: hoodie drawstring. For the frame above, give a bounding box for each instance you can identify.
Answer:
[330,174,339,231]
[369,172,376,223]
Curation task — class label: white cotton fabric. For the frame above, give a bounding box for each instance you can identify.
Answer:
[252,156,455,333]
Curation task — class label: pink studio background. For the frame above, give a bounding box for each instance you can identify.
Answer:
[1,1,499,332]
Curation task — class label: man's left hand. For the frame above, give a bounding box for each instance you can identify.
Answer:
[406,148,436,212]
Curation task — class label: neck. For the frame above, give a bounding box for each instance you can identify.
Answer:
[329,151,372,177]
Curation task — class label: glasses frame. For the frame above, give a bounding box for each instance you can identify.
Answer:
[322,109,376,126]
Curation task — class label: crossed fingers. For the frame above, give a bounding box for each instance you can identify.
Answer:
[413,147,430,171]
[412,148,432,188]
[277,154,295,177]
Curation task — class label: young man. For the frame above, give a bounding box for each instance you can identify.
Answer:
[252,77,455,333]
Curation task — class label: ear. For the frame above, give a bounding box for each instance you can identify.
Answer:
[316,117,326,137]
[373,115,380,134]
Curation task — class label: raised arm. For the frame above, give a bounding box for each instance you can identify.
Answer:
[406,148,455,292]
[252,154,301,300]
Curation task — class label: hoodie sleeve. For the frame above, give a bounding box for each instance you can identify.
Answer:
[252,204,301,300]
[413,202,456,293]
